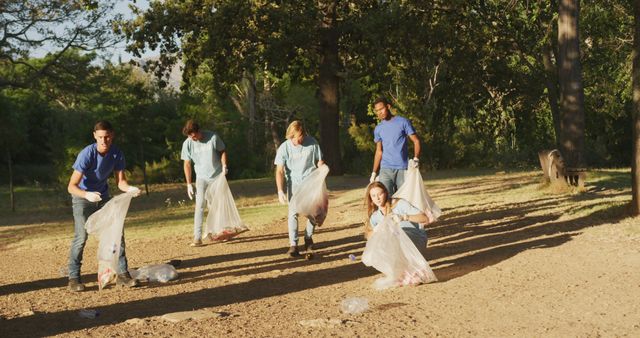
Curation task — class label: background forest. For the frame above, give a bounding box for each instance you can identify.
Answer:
[0,1,635,192]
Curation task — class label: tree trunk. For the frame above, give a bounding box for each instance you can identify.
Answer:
[317,0,343,175]
[542,42,562,148]
[557,0,586,185]
[632,0,640,215]
[7,149,15,212]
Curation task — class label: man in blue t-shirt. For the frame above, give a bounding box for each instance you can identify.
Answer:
[67,120,141,292]
[369,97,421,195]
[180,119,228,247]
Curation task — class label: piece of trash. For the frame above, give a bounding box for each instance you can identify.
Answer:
[130,264,178,283]
[78,309,99,319]
[341,297,369,314]
[348,254,356,261]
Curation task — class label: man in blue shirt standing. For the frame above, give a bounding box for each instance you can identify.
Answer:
[67,120,141,292]
[369,97,421,195]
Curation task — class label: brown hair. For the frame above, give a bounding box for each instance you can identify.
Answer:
[285,120,307,139]
[373,96,390,106]
[365,182,392,220]
[182,119,200,136]
[94,120,113,132]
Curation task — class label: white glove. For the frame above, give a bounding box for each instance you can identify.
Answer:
[85,191,102,202]
[127,186,141,197]
[411,157,419,168]
[277,190,287,205]
[369,172,377,183]
[391,214,402,223]
[187,183,194,200]
[223,165,228,176]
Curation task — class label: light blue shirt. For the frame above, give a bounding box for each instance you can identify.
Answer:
[180,130,226,179]
[370,199,423,231]
[373,115,416,170]
[274,135,323,185]
[72,143,126,198]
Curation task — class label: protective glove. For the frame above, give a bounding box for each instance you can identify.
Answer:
[410,157,420,168]
[277,190,287,205]
[391,214,402,223]
[369,172,377,183]
[85,191,102,202]
[187,183,194,200]
[127,186,141,197]
[223,165,229,176]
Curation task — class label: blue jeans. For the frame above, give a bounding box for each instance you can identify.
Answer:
[378,168,406,196]
[194,177,217,241]
[68,195,129,279]
[287,182,315,246]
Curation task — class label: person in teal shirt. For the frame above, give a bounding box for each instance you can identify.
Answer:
[364,181,430,256]
[180,119,228,247]
[274,120,325,257]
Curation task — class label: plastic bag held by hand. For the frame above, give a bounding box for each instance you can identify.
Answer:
[290,165,330,226]
[393,159,441,222]
[204,174,248,240]
[84,193,134,290]
[361,215,437,289]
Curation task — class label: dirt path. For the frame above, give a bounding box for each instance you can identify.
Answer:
[1,172,639,337]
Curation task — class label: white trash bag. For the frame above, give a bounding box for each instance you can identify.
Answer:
[204,174,248,240]
[362,215,437,290]
[130,264,178,283]
[85,192,135,290]
[290,164,329,226]
[393,159,441,223]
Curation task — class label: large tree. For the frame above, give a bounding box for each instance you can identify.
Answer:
[633,0,640,215]
[0,0,116,89]
[557,0,586,176]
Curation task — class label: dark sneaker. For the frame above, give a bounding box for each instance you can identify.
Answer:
[190,239,203,247]
[287,246,301,257]
[304,237,314,252]
[116,272,140,288]
[68,278,85,292]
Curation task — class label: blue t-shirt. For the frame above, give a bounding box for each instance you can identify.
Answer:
[180,130,226,180]
[72,143,126,198]
[274,135,323,185]
[373,115,416,170]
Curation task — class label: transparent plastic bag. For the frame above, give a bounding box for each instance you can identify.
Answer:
[393,159,441,223]
[290,165,330,226]
[362,215,437,290]
[204,174,248,239]
[130,264,178,283]
[85,192,135,290]
[340,297,369,314]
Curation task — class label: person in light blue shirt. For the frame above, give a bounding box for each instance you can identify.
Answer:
[365,182,429,256]
[274,120,325,257]
[180,119,228,247]
[66,120,141,292]
[370,96,421,196]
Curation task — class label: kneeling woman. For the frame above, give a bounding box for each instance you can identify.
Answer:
[365,182,429,255]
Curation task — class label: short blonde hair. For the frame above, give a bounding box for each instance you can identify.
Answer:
[285,120,306,139]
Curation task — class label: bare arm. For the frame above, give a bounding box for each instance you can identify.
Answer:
[275,165,286,192]
[183,160,193,184]
[220,150,228,167]
[67,170,88,198]
[372,142,383,174]
[404,212,429,224]
[408,133,421,159]
[115,170,133,192]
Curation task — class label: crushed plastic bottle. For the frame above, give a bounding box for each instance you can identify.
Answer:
[78,309,99,319]
[340,297,369,314]
[348,254,356,261]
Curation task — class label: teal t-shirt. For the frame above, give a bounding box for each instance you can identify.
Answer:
[274,135,323,185]
[180,130,226,179]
